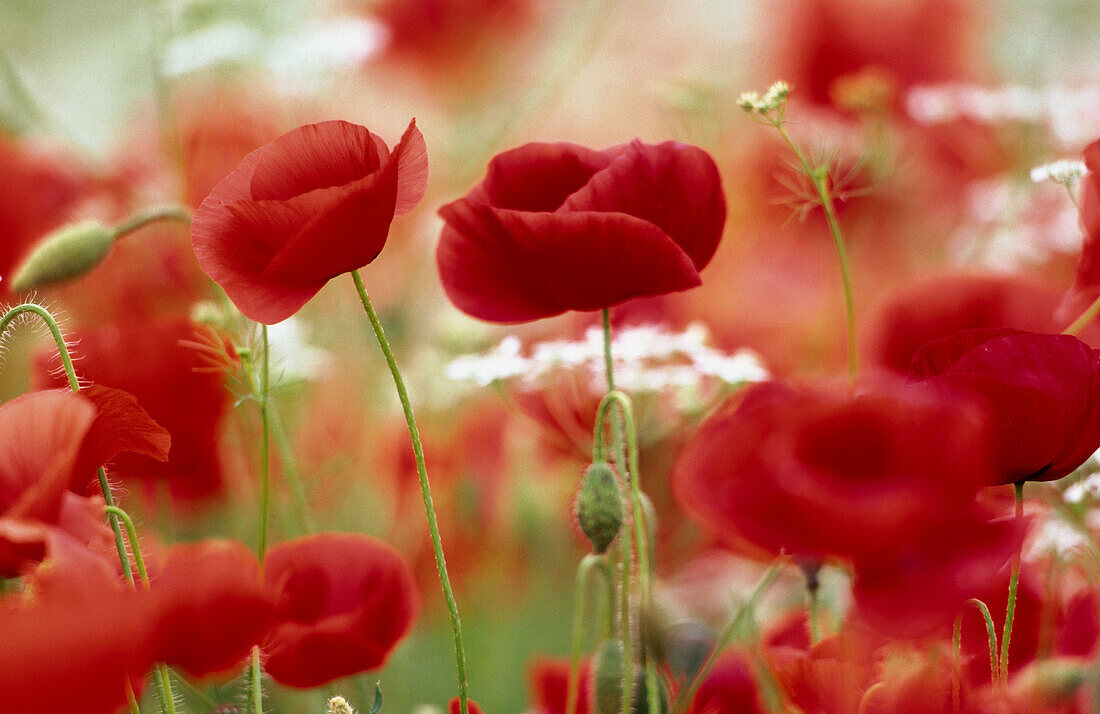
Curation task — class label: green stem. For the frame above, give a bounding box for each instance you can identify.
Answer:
[773,122,857,383]
[253,325,271,559]
[351,270,469,714]
[250,646,264,714]
[112,205,191,239]
[0,304,137,582]
[125,680,143,714]
[672,559,784,713]
[567,554,611,714]
[1000,482,1025,683]
[957,597,1000,686]
[1064,294,1100,336]
[601,308,615,392]
[269,406,315,535]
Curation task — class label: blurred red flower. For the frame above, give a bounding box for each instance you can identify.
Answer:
[437,140,725,322]
[528,657,591,714]
[867,273,1094,376]
[672,380,992,564]
[261,532,419,687]
[689,651,767,714]
[34,318,229,500]
[910,328,1100,484]
[191,120,428,324]
[1066,139,1100,322]
[149,539,273,678]
[449,697,486,714]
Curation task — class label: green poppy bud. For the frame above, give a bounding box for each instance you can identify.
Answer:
[10,220,115,292]
[576,462,623,554]
[592,639,624,714]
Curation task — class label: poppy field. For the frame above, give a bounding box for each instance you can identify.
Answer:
[5,0,1100,712]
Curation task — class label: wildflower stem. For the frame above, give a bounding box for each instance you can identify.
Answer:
[112,205,192,240]
[567,554,612,714]
[1000,482,1025,683]
[249,646,264,714]
[672,558,784,713]
[772,121,858,384]
[1063,294,1100,336]
[351,270,469,714]
[257,324,271,559]
[0,304,135,581]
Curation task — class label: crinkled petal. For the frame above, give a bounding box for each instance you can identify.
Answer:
[478,142,612,212]
[248,121,383,200]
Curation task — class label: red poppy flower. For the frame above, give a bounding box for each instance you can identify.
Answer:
[528,657,592,714]
[191,119,428,324]
[34,318,229,500]
[261,532,419,687]
[689,651,767,714]
[436,139,726,323]
[150,539,273,678]
[867,273,1090,376]
[672,380,992,564]
[910,328,1100,484]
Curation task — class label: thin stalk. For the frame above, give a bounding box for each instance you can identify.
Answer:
[126,680,142,714]
[857,683,885,714]
[0,304,135,581]
[351,270,469,714]
[112,205,192,239]
[250,647,264,714]
[807,588,820,644]
[672,559,784,713]
[256,324,271,559]
[1000,482,1025,682]
[269,406,315,534]
[567,554,611,714]
[773,122,857,383]
[1064,294,1100,336]
[956,597,1000,687]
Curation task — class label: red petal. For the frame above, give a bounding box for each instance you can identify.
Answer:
[436,202,701,322]
[449,697,485,714]
[0,390,95,521]
[151,539,272,677]
[262,533,419,688]
[478,142,612,211]
[248,121,383,200]
[560,139,726,270]
[393,119,429,215]
[71,384,171,491]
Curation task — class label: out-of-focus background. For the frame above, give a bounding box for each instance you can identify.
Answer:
[3,0,1100,711]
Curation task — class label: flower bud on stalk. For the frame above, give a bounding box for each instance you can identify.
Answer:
[10,220,114,291]
[576,462,624,554]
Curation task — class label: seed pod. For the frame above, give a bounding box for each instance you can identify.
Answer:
[10,220,114,292]
[576,462,623,554]
[592,639,624,714]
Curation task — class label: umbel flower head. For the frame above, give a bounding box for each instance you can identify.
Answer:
[191,120,428,324]
[436,138,726,323]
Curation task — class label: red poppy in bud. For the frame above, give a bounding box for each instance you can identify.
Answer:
[191,119,428,324]
[910,328,1100,484]
[672,380,992,564]
[449,697,486,714]
[1066,139,1100,320]
[436,139,725,322]
[34,318,228,500]
[261,532,419,687]
[150,539,273,678]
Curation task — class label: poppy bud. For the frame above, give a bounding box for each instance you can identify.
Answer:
[576,462,623,554]
[10,220,115,292]
[592,639,624,714]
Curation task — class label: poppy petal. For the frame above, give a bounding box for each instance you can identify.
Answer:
[479,142,612,212]
[392,119,429,215]
[248,121,383,201]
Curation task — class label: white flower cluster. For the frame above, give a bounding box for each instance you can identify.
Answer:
[1030,159,1088,187]
[907,84,1100,148]
[445,323,770,393]
[737,81,791,115]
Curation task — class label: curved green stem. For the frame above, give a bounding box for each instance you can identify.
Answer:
[112,205,191,239]
[672,559,784,713]
[1000,482,1025,683]
[956,597,1000,687]
[351,270,469,714]
[567,554,612,714]
[0,304,136,581]
[772,122,857,384]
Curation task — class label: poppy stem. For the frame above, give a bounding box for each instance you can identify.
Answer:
[249,646,264,714]
[1063,294,1100,336]
[111,205,192,241]
[0,303,134,581]
[1000,482,1025,683]
[771,121,858,385]
[351,270,470,714]
[256,323,271,560]
[567,554,612,714]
